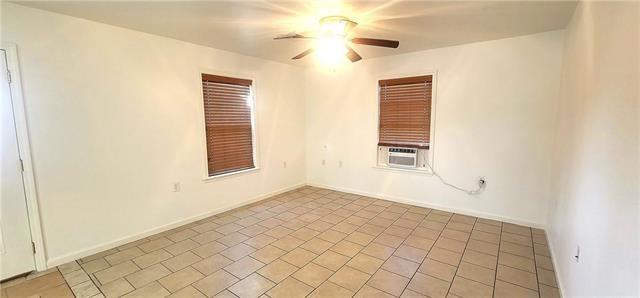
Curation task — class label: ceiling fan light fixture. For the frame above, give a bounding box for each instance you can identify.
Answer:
[315,36,348,66]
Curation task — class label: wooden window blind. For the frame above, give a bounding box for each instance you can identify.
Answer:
[378,75,432,149]
[202,74,255,176]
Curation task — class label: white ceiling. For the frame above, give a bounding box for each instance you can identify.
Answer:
[14,1,577,65]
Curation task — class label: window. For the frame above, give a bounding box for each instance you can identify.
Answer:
[378,75,432,149]
[202,73,255,177]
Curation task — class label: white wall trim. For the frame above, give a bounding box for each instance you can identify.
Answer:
[1,43,47,271]
[46,182,304,268]
[307,182,546,229]
[546,232,566,298]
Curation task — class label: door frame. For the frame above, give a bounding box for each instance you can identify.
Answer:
[2,43,47,271]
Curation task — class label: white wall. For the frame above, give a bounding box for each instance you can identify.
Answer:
[305,31,565,227]
[547,2,639,296]
[2,3,306,266]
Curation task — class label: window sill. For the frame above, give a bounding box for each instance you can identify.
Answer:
[373,165,433,175]
[203,167,260,182]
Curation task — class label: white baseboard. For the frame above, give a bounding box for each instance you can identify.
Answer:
[46,183,305,268]
[307,182,547,229]
[546,231,566,298]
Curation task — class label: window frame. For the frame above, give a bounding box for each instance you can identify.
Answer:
[375,71,438,172]
[199,70,260,180]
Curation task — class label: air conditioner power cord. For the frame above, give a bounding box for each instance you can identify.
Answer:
[424,162,486,195]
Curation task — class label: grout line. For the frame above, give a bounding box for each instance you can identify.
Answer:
[492,221,503,297]
[443,215,477,296]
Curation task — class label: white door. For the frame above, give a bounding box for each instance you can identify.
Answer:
[0,49,35,280]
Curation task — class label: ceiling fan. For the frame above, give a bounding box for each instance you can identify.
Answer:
[274,15,400,63]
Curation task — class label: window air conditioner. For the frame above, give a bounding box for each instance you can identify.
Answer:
[388,147,417,168]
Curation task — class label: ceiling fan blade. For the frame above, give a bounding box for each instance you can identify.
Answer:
[292,48,314,60]
[346,47,362,62]
[274,33,313,40]
[351,38,400,48]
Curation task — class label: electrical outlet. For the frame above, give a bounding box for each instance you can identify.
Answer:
[574,245,580,262]
[478,177,487,188]
[173,182,181,192]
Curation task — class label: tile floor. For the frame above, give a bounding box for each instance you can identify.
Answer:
[1,186,560,298]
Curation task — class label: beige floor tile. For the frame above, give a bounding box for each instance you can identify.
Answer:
[239,225,269,237]
[403,235,435,250]
[494,280,538,298]
[266,277,314,298]
[228,273,275,298]
[221,243,257,261]
[357,223,386,236]
[225,256,265,279]
[418,258,457,282]
[344,231,375,246]
[332,222,359,234]
[373,233,405,248]
[394,245,428,263]
[328,266,371,292]
[192,241,228,259]
[289,227,320,241]
[257,260,298,283]
[163,251,202,272]
[501,232,533,247]
[361,242,395,260]
[435,237,467,254]
[167,285,206,298]
[192,221,219,234]
[428,247,462,266]
[330,240,364,257]
[280,248,317,267]
[105,247,146,266]
[271,236,305,251]
[312,250,350,271]
[300,238,334,255]
[407,272,450,297]
[401,288,428,297]
[470,230,500,244]
[461,250,497,269]
[168,229,198,242]
[158,266,205,293]
[192,231,225,245]
[537,268,558,287]
[317,230,348,244]
[138,237,174,253]
[412,227,441,240]
[122,281,170,297]
[355,285,396,298]
[367,269,410,296]
[125,263,171,288]
[384,225,413,238]
[193,270,239,297]
[132,249,173,269]
[466,239,498,256]
[264,226,294,239]
[346,253,384,274]
[216,223,244,235]
[535,255,554,271]
[456,262,495,286]
[500,241,534,259]
[448,276,493,298]
[306,220,334,232]
[292,263,334,287]
[309,281,354,298]
[218,233,250,247]
[381,256,419,278]
[503,223,531,237]
[71,280,101,298]
[534,243,551,257]
[244,234,277,249]
[94,261,140,285]
[62,269,91,286]
[192,254,234,275]
[250,245,287,264]
[539,284,560,298]
[58,261,82,274]
[473,223,501,234]
[99,278,135,297]
[496,264,537,290]
[498,251,536,273]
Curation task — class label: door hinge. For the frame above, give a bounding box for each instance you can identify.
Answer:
[6,69,11,84]
[32,242,36,254]
[19,158,24,172]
